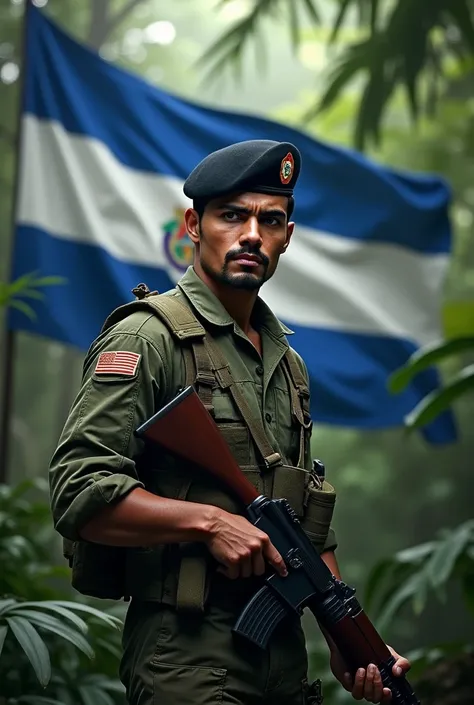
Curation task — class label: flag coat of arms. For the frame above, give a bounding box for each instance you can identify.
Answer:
[9,6,456,443]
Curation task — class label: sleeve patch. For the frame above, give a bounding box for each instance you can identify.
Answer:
[94,351,141,376]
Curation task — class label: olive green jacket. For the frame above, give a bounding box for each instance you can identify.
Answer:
[49,267,336,552]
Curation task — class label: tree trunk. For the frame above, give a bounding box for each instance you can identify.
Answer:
[87,0,111,49]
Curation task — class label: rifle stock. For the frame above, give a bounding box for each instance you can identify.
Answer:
[136,386,420,705]
[135,386,258,506]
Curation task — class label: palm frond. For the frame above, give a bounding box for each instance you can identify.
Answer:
[197,0,321,83]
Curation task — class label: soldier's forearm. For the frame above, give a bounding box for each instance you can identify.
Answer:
[321,549,341,579]
[79,487,218,546]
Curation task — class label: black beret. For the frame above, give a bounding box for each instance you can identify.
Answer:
[183,139,301,201]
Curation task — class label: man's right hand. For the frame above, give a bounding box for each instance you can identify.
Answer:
[205,508,288,580]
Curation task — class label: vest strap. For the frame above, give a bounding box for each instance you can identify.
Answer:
[281,351,312,468]
[191,339,215,414]
[203,336,282,470]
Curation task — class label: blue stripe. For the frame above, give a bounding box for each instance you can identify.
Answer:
[24,7,451,255]
[9,226,456,443]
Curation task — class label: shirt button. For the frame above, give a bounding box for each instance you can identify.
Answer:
[256,365,264,376]
[265,412,272,423]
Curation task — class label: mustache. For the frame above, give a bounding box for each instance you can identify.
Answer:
[224,247,269,266]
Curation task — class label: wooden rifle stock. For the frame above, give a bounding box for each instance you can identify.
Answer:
[135,386,259,506]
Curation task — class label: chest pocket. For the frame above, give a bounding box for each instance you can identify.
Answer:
[211,389,252,468]
[273,386,301,468]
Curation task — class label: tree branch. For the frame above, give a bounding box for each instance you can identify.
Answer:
[107,0,148,36]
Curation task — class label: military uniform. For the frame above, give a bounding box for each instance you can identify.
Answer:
[49,140,337,705]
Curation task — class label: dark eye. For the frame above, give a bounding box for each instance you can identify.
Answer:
[223,211,241,221]
[263,217,280,227]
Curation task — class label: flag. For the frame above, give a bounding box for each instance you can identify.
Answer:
[9,6,456,443]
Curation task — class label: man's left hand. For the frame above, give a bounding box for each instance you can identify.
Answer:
[330,645,411,702]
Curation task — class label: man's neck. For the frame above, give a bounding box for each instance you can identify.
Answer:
[194,266,259,334]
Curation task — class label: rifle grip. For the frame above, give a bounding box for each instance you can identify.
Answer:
[232,584,287,649]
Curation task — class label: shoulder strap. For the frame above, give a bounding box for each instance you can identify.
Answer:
[101,292,215,412]
[203,336,282,470]
[281,350,312,468]
[101,293,205,340]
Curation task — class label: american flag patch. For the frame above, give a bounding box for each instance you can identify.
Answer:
[94,351,141,376]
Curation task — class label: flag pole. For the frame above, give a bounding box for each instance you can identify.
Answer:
[0,0,32,484]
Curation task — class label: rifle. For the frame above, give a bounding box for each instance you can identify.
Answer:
[135,386,420,705]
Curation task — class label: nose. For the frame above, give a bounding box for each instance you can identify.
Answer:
[239,215,262,248]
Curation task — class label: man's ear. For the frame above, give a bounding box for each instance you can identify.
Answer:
[281,221,295,253]
[184,208,200,243]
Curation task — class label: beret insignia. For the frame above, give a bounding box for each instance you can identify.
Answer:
[280,152,294,185]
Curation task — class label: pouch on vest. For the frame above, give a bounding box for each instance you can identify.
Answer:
[64,538,128,600]
[300,478,336,553]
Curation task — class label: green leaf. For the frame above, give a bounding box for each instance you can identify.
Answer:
[5,615,51,687]
[369,0,379,33]
[101,680,127,693]
[311,40,371,118]
[196,0,277,82]
[425,521,474,589]
[18,288,46,301]
[0,624,7,656]
[79,686,115,705]
[354,61,395,149]
[364,558,395,611]
[445,0,474,54]
[299,0,321,25]
[329,0,352,44]
[19,601,89,633]
[29,275,66,287]
[18,698,67,705]
[8,298,37,320]
[96,636,122,661]
[404,364,474,429]
[9,609,94,658]
[287,0,300,50]
[395,541,436,564]
[0,598,17,614]
[388,337,474,393]
[51,601,123,629]
[377,570,429,631]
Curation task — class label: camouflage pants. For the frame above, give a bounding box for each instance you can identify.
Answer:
[119,591,313,705]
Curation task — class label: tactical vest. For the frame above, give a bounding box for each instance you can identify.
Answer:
[63,289,336,610]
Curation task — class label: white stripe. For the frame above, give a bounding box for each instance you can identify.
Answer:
[262,228,447,346]
[17,115,191,267]
[17,116,448,346]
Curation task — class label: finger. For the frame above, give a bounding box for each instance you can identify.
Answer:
[392,658,410,676]
[371,665,384,703]
[264,543,288,576]
[363,663,376,702]
[217,563,239,580]
[351,668,366,701]
[381,687,392,703]
[240,554,253,579]
[252,550,266,577]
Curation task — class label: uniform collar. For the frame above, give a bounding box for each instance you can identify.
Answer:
[176,266,294,340]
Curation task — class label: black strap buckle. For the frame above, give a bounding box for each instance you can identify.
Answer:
[307,678,323,704]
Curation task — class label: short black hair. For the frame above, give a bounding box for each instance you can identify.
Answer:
[193,195,295,221]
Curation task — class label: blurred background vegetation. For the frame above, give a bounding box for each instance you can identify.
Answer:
[0,1,473,703]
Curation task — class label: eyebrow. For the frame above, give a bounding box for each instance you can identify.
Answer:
[219,203,287,219]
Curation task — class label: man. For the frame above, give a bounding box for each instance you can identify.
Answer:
[49,140,410,705]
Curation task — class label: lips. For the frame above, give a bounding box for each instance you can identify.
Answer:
[233,254,262,264]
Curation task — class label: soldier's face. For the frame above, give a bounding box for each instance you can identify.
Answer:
[185,192,294,290]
